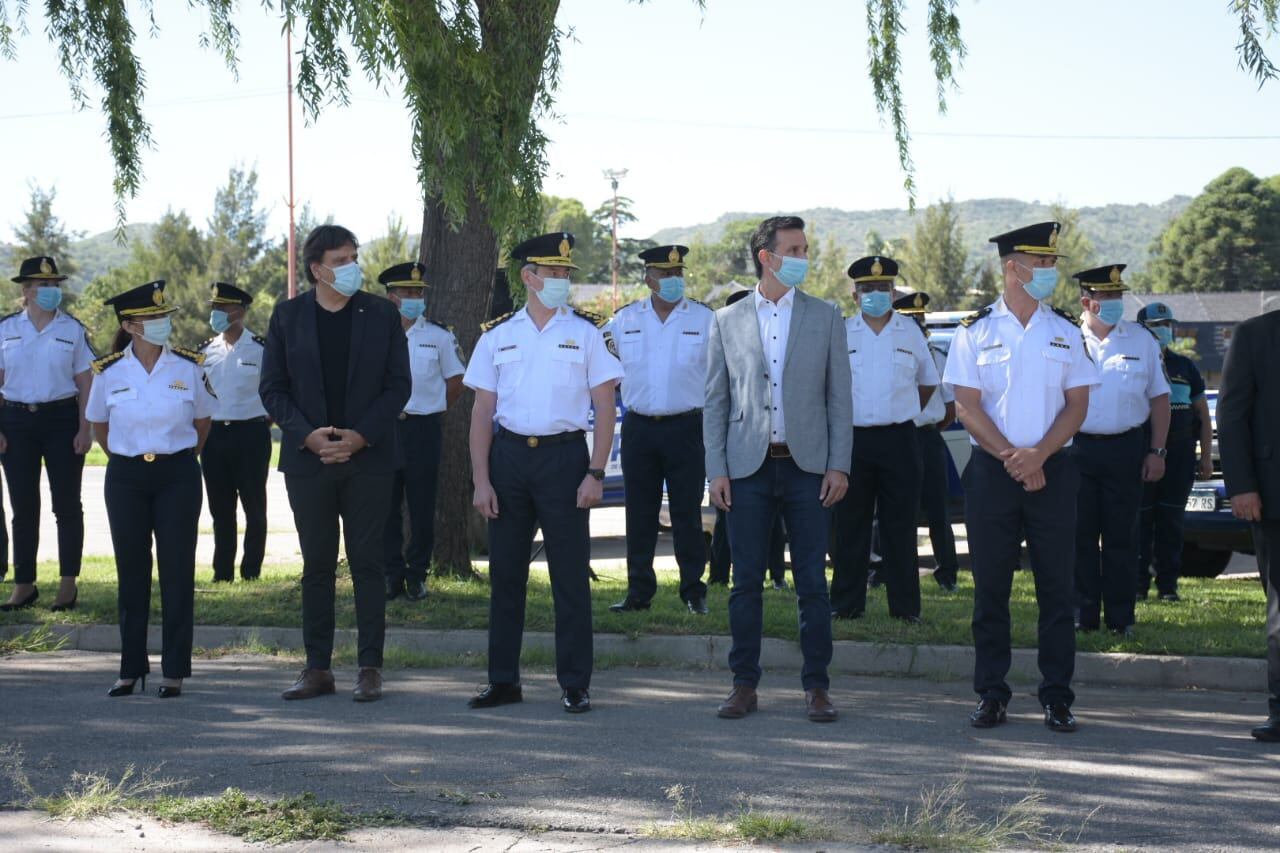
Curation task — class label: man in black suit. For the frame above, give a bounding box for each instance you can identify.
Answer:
[1218,307,1280,742]
[259,224,411,703]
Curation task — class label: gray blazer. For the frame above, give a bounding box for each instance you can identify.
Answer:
[704,288,853,480]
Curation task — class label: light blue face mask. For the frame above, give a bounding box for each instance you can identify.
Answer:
[1152,326,1174,348]
[1019,264,1058,301]
[770,253,809,288]
[325,262,363,297]
[140,316,173,347]
[534,274,571,309]
[656,275,685,304]
[859,291,892,318]
[209,309,231,333]
[1095,299,1124,326]
[398,298,425,320]
[34,286,63,312]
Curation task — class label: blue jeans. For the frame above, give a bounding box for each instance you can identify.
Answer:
[726,456,833,690]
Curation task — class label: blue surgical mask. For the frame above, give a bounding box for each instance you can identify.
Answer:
[140,316,173,347]
[209,309,231,333]
[1095,299,1124,326]
[34,286,63,312]
[1021,265,1058,301]
[325,262,363,297]
[656,275,685,304]
[398,298,425,320]
[859,291,892,318]
[534,275,571,309]
[1152,326,1174,348]
[770,253,808,288]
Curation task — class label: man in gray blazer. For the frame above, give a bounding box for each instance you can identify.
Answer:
[704,215,853,722]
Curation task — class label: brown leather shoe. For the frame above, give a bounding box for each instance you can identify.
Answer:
[282,668,336,701]
[717,685,758,719]
[353,667,383,702]
[805,688,838,722]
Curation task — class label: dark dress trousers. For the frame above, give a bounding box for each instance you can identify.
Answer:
[259,289,411,670]
[1217,310,1280,716]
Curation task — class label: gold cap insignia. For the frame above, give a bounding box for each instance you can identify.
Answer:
[871,258,883,277]
[210,284,219,298]
[914,293,924,308]
[1048,226,1059,248]
[668,247,681,265]
[1109,266,1121,284]
[558,237,571,258]
[40,258,53,275]
[410,267,422,282]
[153,287,165,306]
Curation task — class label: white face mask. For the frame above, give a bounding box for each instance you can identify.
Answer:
[139,316,173,346]
[533,274,571,309]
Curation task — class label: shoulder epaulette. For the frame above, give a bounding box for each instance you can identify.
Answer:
[171,346,206,366]
[91,351,125,374]
[481,311,514,333]
[252,333,267,346]
[198,336,217,350]
[1137,322,1159,341]
[1051,306,1078,325]
[61,310,88,329]
[959,307,991,328]
[425,317,454,333]
[0,310,21,323]
[688,298,711,310]
[573,308,607,329]
[615,300,639,313]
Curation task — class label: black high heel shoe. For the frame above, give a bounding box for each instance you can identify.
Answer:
[0,587,38,611]
[158,678,182,699]
[107,674,145,697]
[50,591,78,612]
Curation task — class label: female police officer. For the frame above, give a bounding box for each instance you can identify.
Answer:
[0,257,93,612]
[86,280,215,698]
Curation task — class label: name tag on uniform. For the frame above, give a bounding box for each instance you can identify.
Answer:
[169,380,190,391]
[681,330,701,336]
[1049,341,1071,350]
[1121,355,1140,361]
[110,387,138,402]
[557,340,581,350]
[55,337,75,346]
[494,345,521,365]
[980,343,1003,351]
[895,347,913,356]
[623,329,642,335]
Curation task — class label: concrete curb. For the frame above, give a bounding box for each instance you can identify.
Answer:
[2,622,1267,693]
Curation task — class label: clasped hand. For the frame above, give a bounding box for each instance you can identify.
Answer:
[304,426,367,464]
[999,446,1046,492]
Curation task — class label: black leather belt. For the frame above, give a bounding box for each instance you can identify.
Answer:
[855,420,914,431]
[1078,427,1142,441]
[496,427,584,448]
[3,397,77,412]
[768,443,791,458]
[110,448,195,463]
[627,409,701,422]
[214,416,267,426]
[398,411,443,421]
[916,423,939,431]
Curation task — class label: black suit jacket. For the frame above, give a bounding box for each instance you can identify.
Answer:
[259,289,411,476]
[1218,309,1280,520]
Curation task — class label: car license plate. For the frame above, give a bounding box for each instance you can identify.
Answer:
[1185,491,1217,512]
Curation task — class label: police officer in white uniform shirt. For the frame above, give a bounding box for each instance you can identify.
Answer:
[464,232,623,714]
[830,256,938,624]
[87,279,216,699]
[378,261,465,603]
[943,222,1099,733]
[0,256,93,612]
[897,291,961,592]
[605,244,713,616]
[198,282,270,583]
[1070,264,1170,636]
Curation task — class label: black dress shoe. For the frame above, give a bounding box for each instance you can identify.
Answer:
[1159,592,1181,603]
[1109,625,1135,639]
[867,569,883,589]
[608,598,651,613]
[385,577,405,601]
[686,596,709,615]
[108,675,145,697]
[1251,718,1280,742]
[158,679,182,699]
[969,699,1007,728]
[1044,702,1077,732]
[405,580,429,601]
[211,576,233,584]
[1075,621,1099,633]
[831,607,864,620]
[562,688,591,713]
[893,614,924,625]
[770,579,790,592]
[468,682,523,709]
[934,576,958,592]
[50,592,78,612]
[0,587,38,611]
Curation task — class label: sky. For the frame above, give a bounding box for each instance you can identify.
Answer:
[1,0,1278,244]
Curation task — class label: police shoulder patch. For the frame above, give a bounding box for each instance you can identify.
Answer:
[91,351,125,374]
[481,311,514,333]
[959,306,991,328]
[573,308,607,328]
[171,346,206,366]
[1052,306,1078,325]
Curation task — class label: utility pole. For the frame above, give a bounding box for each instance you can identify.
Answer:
[286,25,298,298]
[602,168,628,311]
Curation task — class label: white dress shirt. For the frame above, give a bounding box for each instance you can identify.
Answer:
[943,297,1099,449]
[0,309,94,403]
[1079,318,1171,435]
[404,317,467,415]
[915,344,954,427]
[85,344,217,456]
[200,329,268,422]
[605,296,713,416]
[846,310,940,426]
[464,305,624,435]
[754,285,794,444]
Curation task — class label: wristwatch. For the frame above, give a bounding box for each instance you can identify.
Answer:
[587,468,606,481]
[1148,447,1167,459]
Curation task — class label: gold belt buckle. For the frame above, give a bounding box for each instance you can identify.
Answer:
[398,412,408,421]
[527,436,539,448]
[27,404,37,413]
[143,453,156,462]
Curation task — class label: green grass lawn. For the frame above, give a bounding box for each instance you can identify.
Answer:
[84,441,281,467]
[0,556,1267,658]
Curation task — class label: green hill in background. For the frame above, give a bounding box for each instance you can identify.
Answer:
[0,222,155,294]
[650,196,1192,273]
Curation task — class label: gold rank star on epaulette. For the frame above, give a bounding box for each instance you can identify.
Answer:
[171,346,207,366]
[1051,306,1078,325]
[572,308,607,328]
[252,333,267,346]
[91,351,125,374]
[959,306,991,328]
[481,311,514,333]
[198,336,217,350]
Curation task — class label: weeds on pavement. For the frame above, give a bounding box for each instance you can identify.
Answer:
[38,765,180,820]
[0,625,68,656]
[144,788,395,844]
[641,783,817,843]
[871,778,1053,851]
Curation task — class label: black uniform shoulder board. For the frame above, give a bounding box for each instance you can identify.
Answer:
[958,306,991,328]
[0,310,21,324]
[171,346,206,366]
[481,311,514,333]
[62,310,88,329]
[198,336,217,350]
[1051,306,1078,325]
[424,317,453,333]
[91,351,125,374]
[615,300,639,314]
[252,333,267,347]
[573,308,607,329]
[688,298,710,309]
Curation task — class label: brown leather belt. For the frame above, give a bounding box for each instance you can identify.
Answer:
[768,443,791,458]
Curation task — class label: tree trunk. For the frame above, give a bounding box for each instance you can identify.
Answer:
[420,191,498,578]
